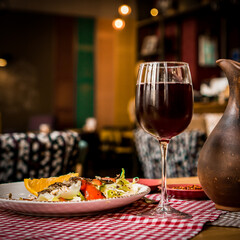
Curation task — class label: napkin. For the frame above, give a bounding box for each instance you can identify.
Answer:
[209,211,240,228]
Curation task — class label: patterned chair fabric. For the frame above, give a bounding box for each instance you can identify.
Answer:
[0,131,80,183]
[134,128,206,179]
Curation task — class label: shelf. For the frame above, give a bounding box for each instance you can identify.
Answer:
[194,102,227,114]
[136,0,240,89]
[137,1,210,27]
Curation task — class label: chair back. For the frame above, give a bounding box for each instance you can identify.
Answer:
[0,131,80,183]
[134,128,206,178]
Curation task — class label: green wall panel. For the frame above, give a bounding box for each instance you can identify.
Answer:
[76,18,95,128]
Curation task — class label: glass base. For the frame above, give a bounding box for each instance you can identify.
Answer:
[137,203,192,219]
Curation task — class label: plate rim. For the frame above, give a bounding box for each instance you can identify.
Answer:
[166,183,204,192]
[127,178,161,186]
[158,183,208,199]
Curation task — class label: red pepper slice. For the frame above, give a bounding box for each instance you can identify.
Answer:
[83,182,105,200]
[80,179,87,191]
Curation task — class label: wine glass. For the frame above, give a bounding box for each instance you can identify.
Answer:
[135,61,193,219]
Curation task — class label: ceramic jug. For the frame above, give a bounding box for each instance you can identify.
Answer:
[198,59,240,211]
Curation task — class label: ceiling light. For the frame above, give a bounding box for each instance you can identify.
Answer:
[112,18,125,30]
[118,4,132,16]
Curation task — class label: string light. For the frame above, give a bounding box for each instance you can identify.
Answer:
[118,4,132,16]
[112,18,125,30]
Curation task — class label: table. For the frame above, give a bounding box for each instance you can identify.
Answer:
[0,177,239,239]
[167,177,240,240]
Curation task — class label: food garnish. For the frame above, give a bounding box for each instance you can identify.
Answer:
[8,193,12,200]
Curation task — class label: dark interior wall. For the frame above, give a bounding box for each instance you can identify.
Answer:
[53,16,76,130]
[0,11,55,132]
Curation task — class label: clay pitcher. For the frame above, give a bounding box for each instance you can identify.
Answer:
[198,59,240,211]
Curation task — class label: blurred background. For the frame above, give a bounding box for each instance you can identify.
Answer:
[0,0,239,180]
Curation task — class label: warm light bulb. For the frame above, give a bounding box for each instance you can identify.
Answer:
[112,18,125,30]
[118,4,132,16]
[150,8,159,17]
[0,58,7,67]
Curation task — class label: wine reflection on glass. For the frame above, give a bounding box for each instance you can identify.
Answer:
[135,61,193,219]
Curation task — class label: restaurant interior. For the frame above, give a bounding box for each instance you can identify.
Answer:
[0,0,240,182]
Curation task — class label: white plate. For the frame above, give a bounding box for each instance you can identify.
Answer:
[0,182,150,216]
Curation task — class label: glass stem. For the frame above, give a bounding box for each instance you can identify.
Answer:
[159,140,169,208]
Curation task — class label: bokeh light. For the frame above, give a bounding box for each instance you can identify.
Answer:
[150,8,159,17]
[112,18,125,30]
[0,58,7,67]
[118,4,132,16]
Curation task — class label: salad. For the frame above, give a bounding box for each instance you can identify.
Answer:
[34,169,140,202]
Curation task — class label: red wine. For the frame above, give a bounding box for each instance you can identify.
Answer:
[135,82,193,141]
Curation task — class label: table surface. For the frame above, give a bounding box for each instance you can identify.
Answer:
[0,176,239,239]
[168,177,240,240]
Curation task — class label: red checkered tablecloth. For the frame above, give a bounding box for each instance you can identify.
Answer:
[0,194,223,240]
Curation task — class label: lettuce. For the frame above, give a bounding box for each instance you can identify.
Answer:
[100,168,140,198]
